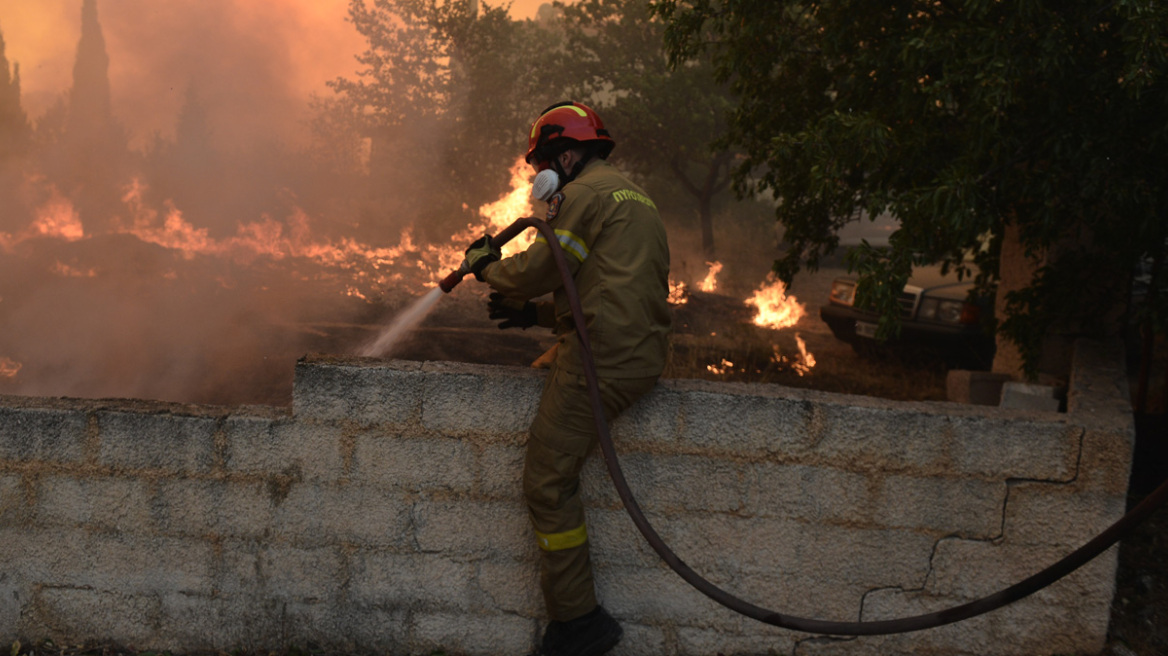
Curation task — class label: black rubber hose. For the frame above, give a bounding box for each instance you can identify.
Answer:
[510,216,1168,636]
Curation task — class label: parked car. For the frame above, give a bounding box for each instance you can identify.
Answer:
[819,266,996,369]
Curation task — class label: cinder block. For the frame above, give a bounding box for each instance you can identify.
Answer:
[33,532,213,595]
[260,420,345,481]
[594,563,728,628]
[813,404,953,472]
[420,362,543,436]
[350,433,475,492]
[413,500,529,558]
[24,587,162,649]
[0,406,87,464]
[98,411,216,473]
[252,543,345,602]
[293,358,426,427]
[675,624,797,656]
[271,482,411,548]
[660,513,934,590]
[582,452,744,513]
[0,474,27,526]
[927,537,1117,605]
[36,476,153,534]
[1002,481,1127,548]
[873,475,1006,536]
[473,560,541,616]
[1000,381,1061,412]
[410,611,536,656]
[744,463,872,524]
[150,478,220,537]
[947,370,1013,405]
[475,443,525,499]
[582,507,661,568]
[349,551,475,610]
[676,388,818,456]
[608,622,668,656]
[859,588,1109,656]
[1073,425,1136,493]
[947,415,1078,479]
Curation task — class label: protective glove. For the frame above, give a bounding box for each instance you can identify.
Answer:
[488,292,538,329]
[464,235,501,281]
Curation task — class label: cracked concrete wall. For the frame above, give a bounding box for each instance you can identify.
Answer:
[0,339,1132,656]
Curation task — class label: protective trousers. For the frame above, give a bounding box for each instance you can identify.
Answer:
[523,361,658,621]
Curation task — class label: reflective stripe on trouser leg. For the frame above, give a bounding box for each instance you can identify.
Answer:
[524,436,596,621]
[536,522,588,551]
[524,362,661,621]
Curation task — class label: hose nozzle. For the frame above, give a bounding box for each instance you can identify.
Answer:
[438,260,471,293]
[437,217,538,293]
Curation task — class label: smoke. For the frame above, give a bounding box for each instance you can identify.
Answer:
[0,1,477,406]
[2,0,365,151]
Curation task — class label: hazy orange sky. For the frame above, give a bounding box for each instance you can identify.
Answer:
[0,0,555,149]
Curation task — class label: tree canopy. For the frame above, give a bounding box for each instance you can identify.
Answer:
[557,0,736,258]
[653,0,1168,375]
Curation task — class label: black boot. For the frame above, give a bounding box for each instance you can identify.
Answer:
[532,605,623,656]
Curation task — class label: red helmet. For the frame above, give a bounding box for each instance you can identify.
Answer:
[525,101,615,165]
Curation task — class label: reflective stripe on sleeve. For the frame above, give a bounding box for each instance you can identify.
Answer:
[534,522,589,551]
[535,229,590,263]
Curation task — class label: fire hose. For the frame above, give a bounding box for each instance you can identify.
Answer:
[440,216,1168,636]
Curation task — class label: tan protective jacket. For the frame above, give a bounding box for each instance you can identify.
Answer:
[482,159,671,378]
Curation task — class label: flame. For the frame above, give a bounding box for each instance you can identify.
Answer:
[51,261,99,278]
[30,191,85,242]
[698,261,722,293]
[1,181,84,251]
[475,157,537,254]
[768,334,817,376]
[667,279,689,305]
[0,357,21,379]
[707,358,734,375]
[746,274,806,330]
[6,160,544,302]
[796,334,817,372]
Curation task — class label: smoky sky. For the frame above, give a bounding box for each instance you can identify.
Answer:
[1,0,556,150]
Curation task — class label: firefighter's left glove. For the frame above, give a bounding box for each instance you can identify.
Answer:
[464,235,501,282]
[488,292,538,330]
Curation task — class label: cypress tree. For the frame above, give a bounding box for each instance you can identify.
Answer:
[0,25,30,158]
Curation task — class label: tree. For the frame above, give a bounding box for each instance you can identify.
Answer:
[654,0,1168,378]
[328,0,557,231]
[0,26,30,159]
[558,0,735,259]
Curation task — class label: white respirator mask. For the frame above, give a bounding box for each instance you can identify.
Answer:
[531,169,560,202]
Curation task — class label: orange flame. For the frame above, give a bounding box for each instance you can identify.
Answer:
[698,261,722,293]
[768,334,817,376]
[667,279,689,305]
[746,274,806,330]
[796,334,816,373]
[0,356,21,379]
[51,261,98,278]
[707,358,734,375]
[11,160,542,301]
[1,181,84,251]
[475,157,536,254]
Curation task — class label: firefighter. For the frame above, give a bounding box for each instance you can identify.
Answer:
[463,101,671,656]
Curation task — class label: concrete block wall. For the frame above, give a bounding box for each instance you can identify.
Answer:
[0,340,1133,655]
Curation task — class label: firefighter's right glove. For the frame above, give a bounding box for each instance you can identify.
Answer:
[488,292,538,329]
[464,235,501,281]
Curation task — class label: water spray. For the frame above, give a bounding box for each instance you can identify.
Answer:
[360,216,540,358]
